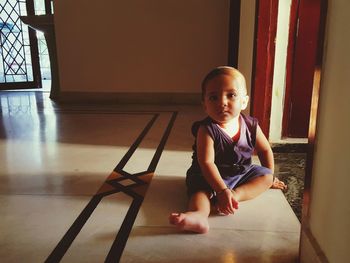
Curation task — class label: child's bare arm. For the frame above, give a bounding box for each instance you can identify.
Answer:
[255,125,287,189]
[197,126,238,214]
[255,125,274,172]
[197,126,226,191]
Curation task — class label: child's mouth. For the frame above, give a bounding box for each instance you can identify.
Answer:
[218,111,230,116]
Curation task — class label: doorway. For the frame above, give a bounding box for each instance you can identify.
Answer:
[282,0,325,138]
[250,0,328,259]
[0,0,51,92]
[0,0,41,90]
[251,0,326,140]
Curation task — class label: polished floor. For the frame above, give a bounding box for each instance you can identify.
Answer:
[0,91,300,262]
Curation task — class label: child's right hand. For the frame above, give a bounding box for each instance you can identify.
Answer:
[216,189,239,215]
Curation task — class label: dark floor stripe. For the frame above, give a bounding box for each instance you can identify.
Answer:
[115,114,158,171]
[104,198,143,263]
[44,111,177,263]
[148,111,178,172]
[44,195,103,263]
[105,111,178,262]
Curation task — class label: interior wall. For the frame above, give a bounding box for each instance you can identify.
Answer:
[269,0,292,142]
[237,0,255,115]
[301,1,350,262]
[54,0,230,94]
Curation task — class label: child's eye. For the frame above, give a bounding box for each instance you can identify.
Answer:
[227,93,238,99]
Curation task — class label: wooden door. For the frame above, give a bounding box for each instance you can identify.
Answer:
[282,0,324,138]
[250,0,278,137]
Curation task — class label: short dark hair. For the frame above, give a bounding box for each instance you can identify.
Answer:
[201,66,247,100]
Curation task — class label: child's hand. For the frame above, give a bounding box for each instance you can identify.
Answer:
[271,177,287,190]
[216,188,239,215]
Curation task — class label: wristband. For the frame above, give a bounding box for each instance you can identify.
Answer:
[216,188,229,195]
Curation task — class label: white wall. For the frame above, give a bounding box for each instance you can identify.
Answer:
[54,0,230,94]
[301,1,350,262]
[269,0,291,142]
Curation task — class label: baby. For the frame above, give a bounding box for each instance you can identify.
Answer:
[169,66,286,233]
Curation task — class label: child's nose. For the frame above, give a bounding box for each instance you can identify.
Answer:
[220,96,228,106]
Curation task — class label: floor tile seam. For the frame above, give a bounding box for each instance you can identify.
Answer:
[132,225,300,234]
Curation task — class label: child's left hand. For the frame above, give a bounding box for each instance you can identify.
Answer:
[216,189,239,215]
[271,177,287,190]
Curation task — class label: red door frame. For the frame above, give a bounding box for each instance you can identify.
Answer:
[282,0,300,137]
[283,0,325,138]
[250,0,279,137]
[248,0,328,258]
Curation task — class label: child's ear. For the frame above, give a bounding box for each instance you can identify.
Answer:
[241,95,249,110]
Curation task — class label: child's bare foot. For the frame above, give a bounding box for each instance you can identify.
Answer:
[169,212,209,234]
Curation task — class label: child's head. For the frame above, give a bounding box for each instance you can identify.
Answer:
[201,66,247,100]
[201,66,249,123]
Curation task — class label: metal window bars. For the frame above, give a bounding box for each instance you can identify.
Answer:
[0,0,52,88]
[0,0,31,83]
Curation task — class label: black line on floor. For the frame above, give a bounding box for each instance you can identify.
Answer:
[104,198,143,263]
[115,114,159,171]
[148,111,178,172]
[107,179,143,199]
[105,111,178,262]
[44,111,178,263]
[109,169,148,185]
[43,113,159,263]
[44,195,104,263]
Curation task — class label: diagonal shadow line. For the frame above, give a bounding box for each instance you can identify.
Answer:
[105,111,178,263]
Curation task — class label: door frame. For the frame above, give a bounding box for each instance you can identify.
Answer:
[282,0,299,137]
[282,0,325,138]
[250,0,329,259]
[250,0,279,137]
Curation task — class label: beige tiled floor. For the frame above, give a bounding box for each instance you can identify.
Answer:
[0,91,300,262]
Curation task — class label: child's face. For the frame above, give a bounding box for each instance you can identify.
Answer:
[203,74,249,125]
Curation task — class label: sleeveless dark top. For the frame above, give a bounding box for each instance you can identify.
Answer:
[187,114,258,178]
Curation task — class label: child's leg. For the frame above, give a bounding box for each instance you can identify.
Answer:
[169,191,211,234]
[234,174,273,202]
